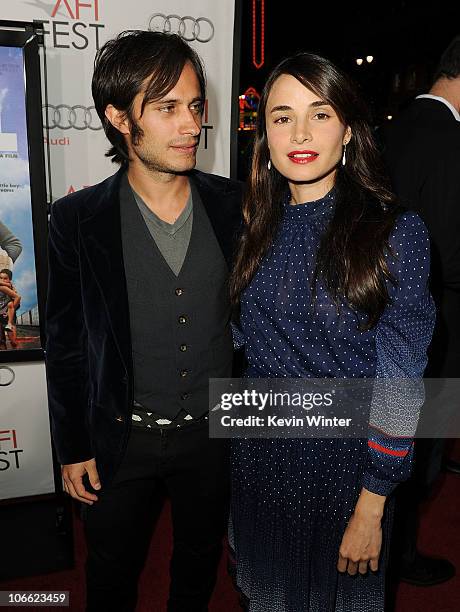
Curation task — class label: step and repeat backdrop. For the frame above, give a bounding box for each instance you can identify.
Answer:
[3,0,237,197]
[0,363,53,499]
[0,0,238,500]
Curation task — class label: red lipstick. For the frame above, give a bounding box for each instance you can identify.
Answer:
[287,150,319,164]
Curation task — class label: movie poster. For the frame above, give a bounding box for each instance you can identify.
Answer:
[0,46,41,352]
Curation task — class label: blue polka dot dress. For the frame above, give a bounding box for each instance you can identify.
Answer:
[230,190,435,612]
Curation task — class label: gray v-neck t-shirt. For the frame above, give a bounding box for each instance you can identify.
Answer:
[130,181,193,276]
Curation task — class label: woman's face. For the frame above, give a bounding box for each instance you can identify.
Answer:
[265,74,351,194]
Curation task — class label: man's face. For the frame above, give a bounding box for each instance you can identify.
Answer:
[126,62,203,175]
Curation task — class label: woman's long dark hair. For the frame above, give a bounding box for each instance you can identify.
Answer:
[230,53,400,330]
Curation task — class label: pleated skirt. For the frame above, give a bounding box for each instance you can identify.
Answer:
[230,438,393,612]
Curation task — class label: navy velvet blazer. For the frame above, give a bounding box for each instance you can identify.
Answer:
[45,167,243,484]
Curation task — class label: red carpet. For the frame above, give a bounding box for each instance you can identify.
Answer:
[1,471,459,611]
[393,469,460,612]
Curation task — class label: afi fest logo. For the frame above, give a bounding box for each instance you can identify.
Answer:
[37,0,105,51]
[0,429,23,471]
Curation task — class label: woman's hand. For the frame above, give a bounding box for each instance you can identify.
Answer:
[337,488,386,575]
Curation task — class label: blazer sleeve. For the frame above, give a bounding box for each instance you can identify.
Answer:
[45,198,93,465]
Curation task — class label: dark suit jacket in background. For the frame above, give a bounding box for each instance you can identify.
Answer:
[45,168,243,485]
[382,98,460,376]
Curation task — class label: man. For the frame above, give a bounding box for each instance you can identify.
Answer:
[383,36,460,586]
[45,31,242,611]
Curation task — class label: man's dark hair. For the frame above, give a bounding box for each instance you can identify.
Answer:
[92,30,206,165]
[434,35,460,81]
[0,269,12,280]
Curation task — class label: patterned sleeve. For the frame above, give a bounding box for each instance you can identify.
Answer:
[362,212,436,496]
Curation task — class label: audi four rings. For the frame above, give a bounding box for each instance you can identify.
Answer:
[148,14,214,43]
[0,366,15,387]
[43,105,102,130]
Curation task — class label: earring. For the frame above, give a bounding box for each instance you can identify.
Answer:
[268,159,272,170]
[342,143,347,167]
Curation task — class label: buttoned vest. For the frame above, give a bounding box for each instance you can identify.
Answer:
[120,177,233,419]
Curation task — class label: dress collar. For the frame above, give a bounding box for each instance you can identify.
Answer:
[283,188,336,219]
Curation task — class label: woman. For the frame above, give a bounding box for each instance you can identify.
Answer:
[229,53,435,611]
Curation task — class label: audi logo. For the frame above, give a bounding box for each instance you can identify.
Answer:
[42,104,102,131]
[0,366,15,387]
[148,14,214,43]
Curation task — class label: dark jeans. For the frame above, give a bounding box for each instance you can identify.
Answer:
[82,420,230,612]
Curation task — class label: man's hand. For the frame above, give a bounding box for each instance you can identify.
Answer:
[337,488,385,575]
[62,458,101,505]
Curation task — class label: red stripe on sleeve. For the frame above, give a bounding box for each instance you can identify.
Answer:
[368,440,410,457]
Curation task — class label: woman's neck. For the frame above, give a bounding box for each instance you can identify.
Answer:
[288,172,336,204]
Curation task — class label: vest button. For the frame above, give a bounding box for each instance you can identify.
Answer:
[178,315,187,324]
[180,344,187,352]
[180,369,188,377]
[175,288,183,296]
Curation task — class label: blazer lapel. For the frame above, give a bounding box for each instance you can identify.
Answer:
[190,171,242,269]
[79,169,132,371]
